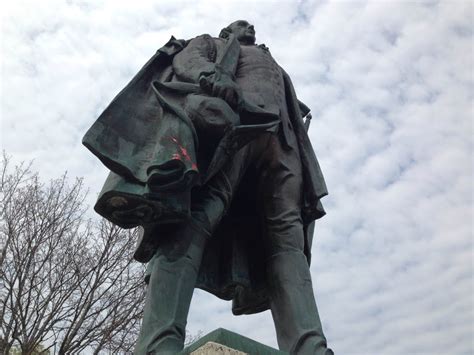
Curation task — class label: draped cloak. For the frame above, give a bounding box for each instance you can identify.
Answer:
[82,35,328,315]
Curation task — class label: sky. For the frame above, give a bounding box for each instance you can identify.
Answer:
[1,0,473,354]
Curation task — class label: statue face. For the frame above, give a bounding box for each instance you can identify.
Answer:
[228,20,256,45]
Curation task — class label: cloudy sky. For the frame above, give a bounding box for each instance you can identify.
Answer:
[1,0,473,354]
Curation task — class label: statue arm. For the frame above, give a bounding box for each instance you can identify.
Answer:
[172,35,241,109]
[172,34,217,83]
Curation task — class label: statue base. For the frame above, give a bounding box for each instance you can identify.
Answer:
[180,328,287,354]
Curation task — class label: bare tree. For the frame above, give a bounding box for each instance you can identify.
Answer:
[0,153,146,354]
[184,330,204,347]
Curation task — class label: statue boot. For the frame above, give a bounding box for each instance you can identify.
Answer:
[134,219,209,355]
[267,251,333,355]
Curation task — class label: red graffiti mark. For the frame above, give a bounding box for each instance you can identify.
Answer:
[178,146,192,162]
[168,136,198,171]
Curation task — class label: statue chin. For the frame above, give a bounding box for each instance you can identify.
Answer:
[239,35,256,45]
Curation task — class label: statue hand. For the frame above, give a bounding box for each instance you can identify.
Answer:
[199,69,241,110]
[211,76,242,110]
[199,72,215,94]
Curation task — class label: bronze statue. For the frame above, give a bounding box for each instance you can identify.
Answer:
[83,20,332,355]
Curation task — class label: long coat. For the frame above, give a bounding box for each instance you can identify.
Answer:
[82,35,328,315]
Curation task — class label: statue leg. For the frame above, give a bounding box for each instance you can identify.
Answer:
[258,134,332,355]
[134,148,250,355]
[266,252,332,355]
[134,220,209,355]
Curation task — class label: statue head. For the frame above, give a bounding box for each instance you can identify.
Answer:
[219,20,256,45]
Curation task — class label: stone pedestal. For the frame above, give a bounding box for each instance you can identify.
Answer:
[180,328,287,355]
[190,341,246,355]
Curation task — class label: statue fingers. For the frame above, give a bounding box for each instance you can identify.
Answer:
[218,87,230,102]
[224,89,235,107]
[212,83,222,97]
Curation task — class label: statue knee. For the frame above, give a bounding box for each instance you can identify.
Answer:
[153,222,208,269]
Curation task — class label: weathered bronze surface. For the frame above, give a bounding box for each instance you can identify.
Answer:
[83,20,332,355]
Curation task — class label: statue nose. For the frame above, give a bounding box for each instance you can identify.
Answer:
[248,25,254,30]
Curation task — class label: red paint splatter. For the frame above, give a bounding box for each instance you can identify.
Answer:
[178,146,192,162]
[168,136,198,171]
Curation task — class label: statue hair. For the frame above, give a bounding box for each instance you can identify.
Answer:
[219,26,232,39]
